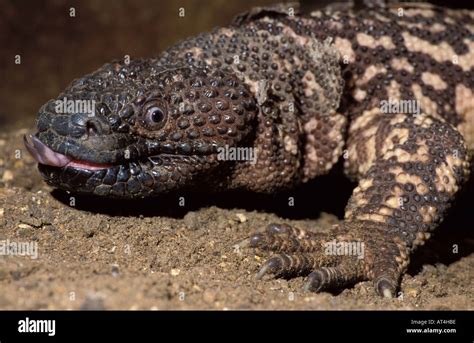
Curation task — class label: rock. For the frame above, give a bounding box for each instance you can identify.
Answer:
[235,213,247,223]
[18,223,32,229]
[183,211,200,230]
[2,170,13,182]
[111,264,120,277]
[406,288,419,298]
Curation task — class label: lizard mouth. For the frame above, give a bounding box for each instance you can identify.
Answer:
[24,132,216,198]
[24,134,112,171]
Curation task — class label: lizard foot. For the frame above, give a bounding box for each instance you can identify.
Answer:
[250,221,406,297]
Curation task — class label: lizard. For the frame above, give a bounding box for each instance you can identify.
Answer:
[24,2,473,298]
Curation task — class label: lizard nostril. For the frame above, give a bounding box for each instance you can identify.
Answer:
[85,119,101,136]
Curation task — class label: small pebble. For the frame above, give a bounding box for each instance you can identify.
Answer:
[406,288,419,298]
[183,212,200,230]
[111,264,120,277]
[2,170,13,182]
[235,213,247,223]
[18,223,31,229]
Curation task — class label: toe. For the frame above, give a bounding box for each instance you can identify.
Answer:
[374,276,398,298]
[256,255,287,280]
[304,258,366,293]
[249,233,266,248]
[304,269,327,292]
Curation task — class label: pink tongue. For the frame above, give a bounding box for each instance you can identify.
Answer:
[24,134,71,167]
[24,134,112,170]
[67,160,112,170]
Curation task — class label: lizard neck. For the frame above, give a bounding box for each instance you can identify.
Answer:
[158,15,346,192]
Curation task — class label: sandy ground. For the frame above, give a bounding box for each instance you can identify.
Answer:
[0,128,473,310]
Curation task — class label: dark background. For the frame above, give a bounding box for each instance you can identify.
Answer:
[0,0,277,130]
[2,0,472,130]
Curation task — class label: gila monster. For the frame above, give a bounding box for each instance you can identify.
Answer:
[24,2,473,297]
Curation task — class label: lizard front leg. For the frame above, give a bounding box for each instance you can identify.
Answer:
[251,110,470,297]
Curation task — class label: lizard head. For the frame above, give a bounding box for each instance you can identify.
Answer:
[25,59,258,198]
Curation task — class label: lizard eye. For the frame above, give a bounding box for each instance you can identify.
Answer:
[147,107,165,123]
[141,104,167,129]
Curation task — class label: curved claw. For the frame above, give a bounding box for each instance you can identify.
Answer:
[255,256,284,280]
[304,270,325,292]
[375,277,397,298]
